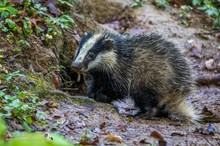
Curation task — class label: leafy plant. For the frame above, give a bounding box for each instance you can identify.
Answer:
[0,0,18,17]
[0,118,72,146]
[154,0,169,9]
[131,0,144,8]
[192,0,220,27]
[0,0,76,41]
[0,70,43,128]
[18,39,31,47]
[46,14,76,29]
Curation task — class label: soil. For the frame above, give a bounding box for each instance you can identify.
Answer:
[3,1,220,146]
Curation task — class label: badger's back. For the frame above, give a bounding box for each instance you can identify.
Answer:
[115,33,199,121]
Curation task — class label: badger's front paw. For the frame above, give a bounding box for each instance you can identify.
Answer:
[87,91,95,99]
[95,93,112,103]
[112,98,140,116]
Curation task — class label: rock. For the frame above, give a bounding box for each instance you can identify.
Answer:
[205,59,214,70]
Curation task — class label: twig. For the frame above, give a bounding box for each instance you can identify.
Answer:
[60,88,78,91]
[196,74,220,86]
[195,30,220,35]
[49,89,94,101]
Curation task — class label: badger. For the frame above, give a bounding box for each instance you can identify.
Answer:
[71,29,201,121]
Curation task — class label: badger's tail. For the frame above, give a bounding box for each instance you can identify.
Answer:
[161,95,202,122]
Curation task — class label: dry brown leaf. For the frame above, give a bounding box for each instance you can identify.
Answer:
[51,73,61,89]
[46,101,59,108]
[150,130,164,140]
[99,122,106,129]
[106,133,123,143]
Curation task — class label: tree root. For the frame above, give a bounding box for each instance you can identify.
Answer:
[196,74,220,86]
[49,89,94,101]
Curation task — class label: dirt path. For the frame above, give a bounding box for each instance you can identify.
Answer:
[43,3,220,145]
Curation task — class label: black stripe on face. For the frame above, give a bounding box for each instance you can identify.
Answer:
[74,32,93,59]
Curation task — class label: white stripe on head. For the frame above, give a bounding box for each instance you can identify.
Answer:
[74,34,102,63]
[86,50,117,71]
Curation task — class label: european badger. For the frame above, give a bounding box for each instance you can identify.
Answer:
[71,29,200,121]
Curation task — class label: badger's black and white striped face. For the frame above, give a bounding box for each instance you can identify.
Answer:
[72,32,117,72]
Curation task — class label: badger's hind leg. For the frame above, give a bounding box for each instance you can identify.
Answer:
[160,94,202,122]
[112,97,168,118]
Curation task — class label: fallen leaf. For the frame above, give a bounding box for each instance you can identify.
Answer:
[139,138,150,144]
[99,122,106,129]
[150,130,167,146]
[53,115,61,119]
[37,21,48,31]
[11,121,23,130]
[106,133,123,143]
[51,73,61,89]
[189,47,203,59]
[150,130,163,140]
[46,2,61,16]
[46,101,59,108]
[79,134,99,145]
[3,132,12,141]
[171,132,185,136]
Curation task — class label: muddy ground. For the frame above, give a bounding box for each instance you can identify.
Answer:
[37,2,220,146]
[3,1,220,145]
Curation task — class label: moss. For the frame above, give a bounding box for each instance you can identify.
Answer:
[27,73,51,98]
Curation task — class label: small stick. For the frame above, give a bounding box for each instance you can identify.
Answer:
[49,89,94,101]
[196,74,220,86]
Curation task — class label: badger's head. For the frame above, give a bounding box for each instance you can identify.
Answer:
[71,31,117,72]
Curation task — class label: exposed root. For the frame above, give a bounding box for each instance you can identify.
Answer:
[49,89,94,101]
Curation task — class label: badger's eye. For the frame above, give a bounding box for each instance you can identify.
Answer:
[87,52,95,59]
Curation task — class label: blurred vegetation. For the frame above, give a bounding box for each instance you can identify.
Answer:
[154,0,220,28]
[0,69,47,131]
[0,118,72,146]
[0,0,76,42]
[0,0,77,144]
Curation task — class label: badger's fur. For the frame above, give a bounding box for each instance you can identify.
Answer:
[71,29,201,121]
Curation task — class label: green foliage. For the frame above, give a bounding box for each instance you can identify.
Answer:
[0,0,76,40]
[0,70,43,129]
[153,0,220,27]
[0,118,73,146]
[192,0,220,27]
[131,0,144,8]
[0,0,18,17]
[154,0,169,8]
[46,14,76,29]
[18,39,30,47]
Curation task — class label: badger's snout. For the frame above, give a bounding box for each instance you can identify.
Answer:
[71,61,83,70]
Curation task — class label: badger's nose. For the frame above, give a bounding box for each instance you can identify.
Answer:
[71,61,82,70]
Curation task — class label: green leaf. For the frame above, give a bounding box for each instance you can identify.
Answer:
[22,122,32,132]
[0,91,5,97]
[10,99,21,108]
[18,92,27,99]
[7,133,72,146]
[5,19,18,31]
[205,8,219,16]
[198,6,208,11]
[25,117,33,124]
[0,118,7,135]
[4,95,14,100]
[0,112,11,118]
[192,0,202,6]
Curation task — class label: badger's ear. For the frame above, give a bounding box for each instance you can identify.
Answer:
[103,39,113,49]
